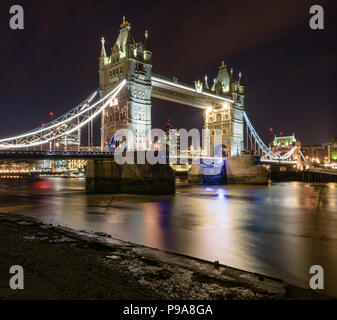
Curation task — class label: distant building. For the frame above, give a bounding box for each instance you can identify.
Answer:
[35,160,52,171]
[270,134,301,161]
[329,138,337,163]
[0,160,35,174]
[55,131,80,151]
[53,159,87,172]
[302,143,329,164]
[164,119,180,157]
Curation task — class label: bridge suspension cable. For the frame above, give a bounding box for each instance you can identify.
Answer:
[243,112,275,158]
[0,79,126,149]
[243,112,303,162]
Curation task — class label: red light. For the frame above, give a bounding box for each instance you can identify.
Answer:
[49,112,54,117]
[41,122,45,127]
[280,131,284,136]
[33,181,52,189]
[269,128,273,132]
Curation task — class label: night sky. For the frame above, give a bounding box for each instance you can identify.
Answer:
[0,0,336,146]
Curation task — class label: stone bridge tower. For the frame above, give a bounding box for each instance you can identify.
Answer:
[204,61,245,156]
[99,17,152,151]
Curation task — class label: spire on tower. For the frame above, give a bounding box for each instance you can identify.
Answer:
[144,30,150,51]
[230,68,234,81]
[219,61,227,70]
[238,71,243,85]
[143,30,152,61]
[229,68,235,92]
[212,61,230,92]
[120,16,130,29]
[100,37,107,57]
[204,75,209,89]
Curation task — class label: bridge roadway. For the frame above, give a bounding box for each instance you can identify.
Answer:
[0,150,116,160]
[0,150,298,166]
[0,150,224,167]
[0,150,219,163]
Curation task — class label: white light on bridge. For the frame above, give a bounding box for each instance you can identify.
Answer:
[109,98,118,107]
[222,102,229,110]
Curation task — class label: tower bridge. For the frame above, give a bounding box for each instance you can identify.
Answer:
[0,16,307,192]
[97,16,245,157]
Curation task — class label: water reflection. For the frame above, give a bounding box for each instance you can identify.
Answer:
[0,177,337,297]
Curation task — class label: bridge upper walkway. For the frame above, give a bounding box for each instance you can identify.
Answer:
[151,72,233,108]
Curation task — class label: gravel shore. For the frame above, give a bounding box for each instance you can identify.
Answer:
[0,213,330,300]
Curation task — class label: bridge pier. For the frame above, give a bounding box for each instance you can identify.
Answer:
[86,158,175,195]
[225,155,268,184]
[187,160,227,185]
[187,155,268,185]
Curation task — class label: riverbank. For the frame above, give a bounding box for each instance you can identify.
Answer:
[0,213,330,300]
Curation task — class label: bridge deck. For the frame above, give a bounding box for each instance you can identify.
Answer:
[0,151,115,160]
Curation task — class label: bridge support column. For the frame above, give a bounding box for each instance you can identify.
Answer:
[86,158,175,194]
[187,155,268,185]
[225,155,268,184]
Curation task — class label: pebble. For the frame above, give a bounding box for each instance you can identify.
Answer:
[106,255,121,260]
[95,232,108,237]
[17,221,31,225]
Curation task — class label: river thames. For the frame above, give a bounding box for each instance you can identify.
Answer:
[0,177,336,297]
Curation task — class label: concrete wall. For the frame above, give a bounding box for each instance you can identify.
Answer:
[86,159,175,194]
[188,155,268,185]
[225,156,268,184]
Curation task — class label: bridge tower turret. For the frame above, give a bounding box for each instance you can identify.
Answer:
[205,62,245,157]
[99,17,152,151]
[230,71,245,156]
